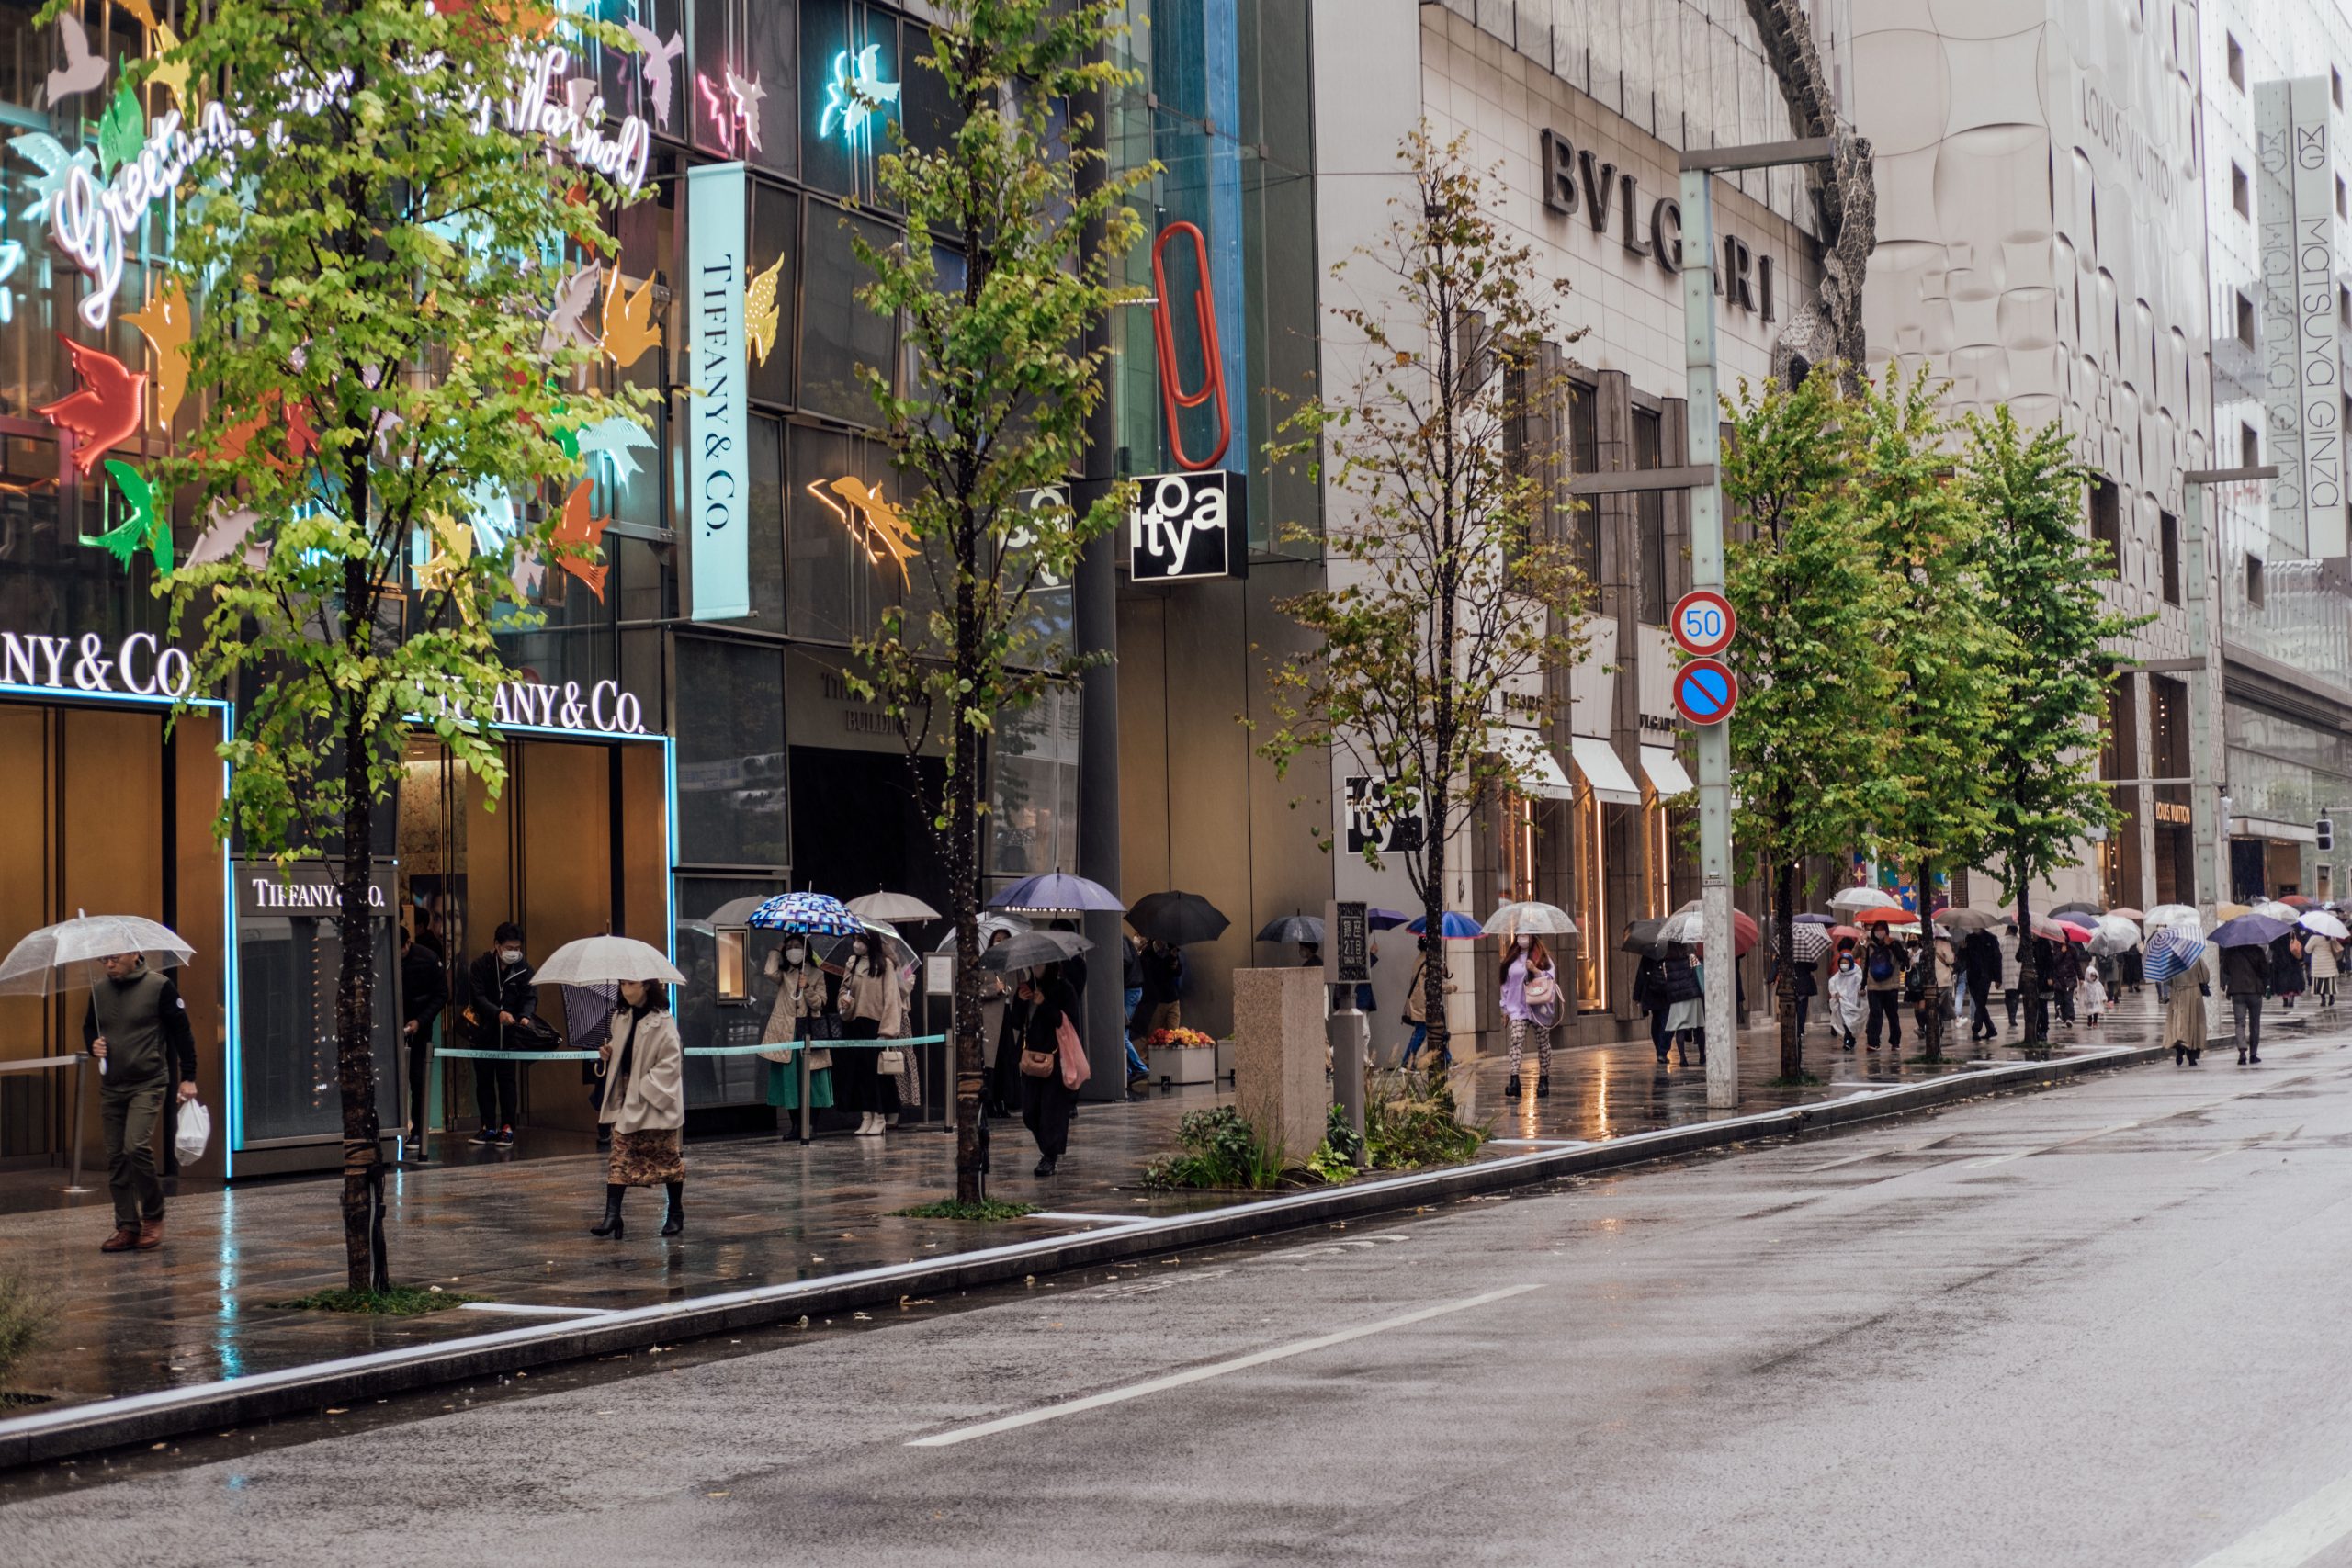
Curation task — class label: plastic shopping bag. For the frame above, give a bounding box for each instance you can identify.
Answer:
[175,1099,211,1164]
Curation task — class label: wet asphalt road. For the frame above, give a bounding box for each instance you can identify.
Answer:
[14,1021,2352,1567]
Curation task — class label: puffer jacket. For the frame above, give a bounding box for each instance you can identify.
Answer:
[1659,950,1702,1004]
[2221,942,2272,998]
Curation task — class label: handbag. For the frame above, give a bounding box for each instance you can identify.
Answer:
[1019,1047,1057,1078]
[876,1048,907,1076]
[1056,1013,1091,1091]
[1523,970,1557,1008]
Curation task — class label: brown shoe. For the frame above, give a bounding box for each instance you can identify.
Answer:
[100,1226,139,1252]
[134,1221,163,1250]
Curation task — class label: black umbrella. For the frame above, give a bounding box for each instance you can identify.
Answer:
[2050,900,2105,919]
[976,929,1093,973]
[1619,917,1667,953]
[1256,913,1324,944]
[1129,889,1231,946]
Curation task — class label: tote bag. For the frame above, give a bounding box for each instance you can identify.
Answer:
[1055,1013,1091,1091]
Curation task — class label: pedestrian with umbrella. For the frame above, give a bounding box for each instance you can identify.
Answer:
[1962,926,2002,1042]
[1009,953,1089,1177]
[2271,927,2307,1010]
[0,914,201,1253]
[2211,913,2290,1064]
[1497,931,1561,1100]
[2302,910,2346,1008]
[758,926,835,1134]
[1660,940,1705,1066]
[1399,935,1458,1069]
[836,927,908,1136]
[1861,923,1908,1052]
[2145,926,2211,1066]
[531,937,689,1238]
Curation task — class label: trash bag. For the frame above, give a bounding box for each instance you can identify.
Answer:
[175,1098,211,1164]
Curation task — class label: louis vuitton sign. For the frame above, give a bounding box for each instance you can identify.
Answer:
[1538,130,1778,320]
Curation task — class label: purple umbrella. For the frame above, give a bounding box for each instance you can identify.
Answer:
[1367,908,1414,931]
[989,871,1125,913]
[2209,913,2295,948]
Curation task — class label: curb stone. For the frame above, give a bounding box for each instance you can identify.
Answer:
[0,1042,2163,1470]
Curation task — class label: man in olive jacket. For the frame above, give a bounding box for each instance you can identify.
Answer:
[83,953,199,1252]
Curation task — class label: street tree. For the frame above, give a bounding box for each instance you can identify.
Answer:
[1853,367,2009,1061]
[146,1,650,1288]
[1721,367,1900,1079]
[1962,408,2147,1044]
[1258,130,1589,1064]
[847,0,1151,1202]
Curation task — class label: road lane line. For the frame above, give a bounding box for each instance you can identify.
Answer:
[458,1302,612,1318]
[906,1284,1543,1448]
[1962,1121,2143,1168]
[2188,1472,2352,1566]
[1026,1212,1154,1225]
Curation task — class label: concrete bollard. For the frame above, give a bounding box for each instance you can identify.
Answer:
[1231,967,1329,1165]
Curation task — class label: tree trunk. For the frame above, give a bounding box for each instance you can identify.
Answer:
[2017,886,2043,1048]
[1775,860,1802,1079]
[950,525,985,1205]
[1419,774,1453,1067]
[336,564,389,1292]
[1915,859,1945,1062]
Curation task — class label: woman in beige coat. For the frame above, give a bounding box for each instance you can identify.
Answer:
[590,978,685,1238]
[2165,952,2211,1067]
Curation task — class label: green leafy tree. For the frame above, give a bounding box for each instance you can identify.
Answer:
[141,1,650,1287]
[1722,367,1900,1078]
[1853,367,2009,1061]
[1258,130,1589,1064]
[846,0,1151,1202]
[1963,409,2148,1044]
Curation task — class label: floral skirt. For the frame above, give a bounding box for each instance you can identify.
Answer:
[607,1127,684,1187]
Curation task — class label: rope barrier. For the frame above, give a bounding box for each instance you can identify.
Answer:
[432,1035,948,1063]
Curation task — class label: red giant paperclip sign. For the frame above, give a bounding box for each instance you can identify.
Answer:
[1151,222,1232,471]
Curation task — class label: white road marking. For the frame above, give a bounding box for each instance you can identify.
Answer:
[1488,1137,1591,1147]
[1963,1122,2141,1168]
[2188,1472,2352,1566]
[1027,1211,1153,1225]
[906,1284,1543,1448]
[458,1302,611,1318]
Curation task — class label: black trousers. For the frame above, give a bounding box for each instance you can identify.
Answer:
[407,1024,433,1134]
[474,1042,518,1130]
[1021,1070,1074,1158]
[1969,984,1996,1038]
[1866,990,1903,1049]
[1647,1007,1668,1060]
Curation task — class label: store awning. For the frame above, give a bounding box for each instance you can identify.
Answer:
[1639,744,1694,799]
[1568,734,1642,806]
[1493,727,1574,801]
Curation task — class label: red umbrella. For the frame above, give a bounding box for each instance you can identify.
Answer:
[1731,909,1760,956]
[1829,924,1864,942]
[1854,906,1920,925]
[2279,894,2318,909]
[2056,920,2096,943]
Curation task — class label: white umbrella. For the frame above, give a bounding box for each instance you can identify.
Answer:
[846,890,942,923]
[933,913,1032,952]
[1483,901,1577,940]
[1828,886,1898,915]
[1657,909,1703,945]
[820,919,919,972]
[0,912,195,996]
[678,892,782,937]
[2251,900,2301,923]
[2088,915,2142,957]
[2300,909,2351,941]
[2144,903,2200,930]
[532,935,685,987]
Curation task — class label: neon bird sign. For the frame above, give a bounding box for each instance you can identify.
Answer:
[817,45,899,146]
[1149,221,1231,471]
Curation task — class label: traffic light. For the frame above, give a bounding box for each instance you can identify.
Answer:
[2319,813,2335,853]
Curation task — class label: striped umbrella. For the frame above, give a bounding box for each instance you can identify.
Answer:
[2143,927,2207,985]
[747,891,864,936]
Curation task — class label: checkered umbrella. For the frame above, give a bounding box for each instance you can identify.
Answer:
[747,891,863,937]
[1786,923,1832,964]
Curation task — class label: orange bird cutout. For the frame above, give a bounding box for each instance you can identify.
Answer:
[601,267,662,368]
[551,479,610,599]
[38,336,146,479]
[219,392,319,472]
[125,281,192,425]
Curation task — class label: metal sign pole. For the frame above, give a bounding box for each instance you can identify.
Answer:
[1680,165,1737,1110]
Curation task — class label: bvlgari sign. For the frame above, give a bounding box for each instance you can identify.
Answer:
[1537,130,1778,319]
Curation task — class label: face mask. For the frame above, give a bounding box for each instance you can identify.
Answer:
[784,945,807,964]
[500,948,523,965]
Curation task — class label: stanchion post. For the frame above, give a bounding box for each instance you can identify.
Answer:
[797,1038,813,1145]
[65,1052,91,1194]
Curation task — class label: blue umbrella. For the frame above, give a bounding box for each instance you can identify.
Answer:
[989,871,1125,913]
[1406,910,1484,940]
[2209,913,2295,949]
[1792,912,1836,926]
[2143,927,2208,985]
[748,891,863,936]
[1367,908,1414,931]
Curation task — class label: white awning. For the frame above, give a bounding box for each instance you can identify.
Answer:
[1640,744,1694,798]
[1493,728,1574,801]
[1568,734,1642,806]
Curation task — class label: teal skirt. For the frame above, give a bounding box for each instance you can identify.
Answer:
[766,1059,834,1110]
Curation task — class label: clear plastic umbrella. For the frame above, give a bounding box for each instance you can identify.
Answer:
[2088,915,2142,957]
[820,920,919,972]
[2251,900,2301,923]
[1483,901,1577,941]
[933,913,1032,952]
[0,912,195,996]
[2144,903,2200,930]
[845,890,942,923]
[533,935,685,987]
[1828,886,1898,915]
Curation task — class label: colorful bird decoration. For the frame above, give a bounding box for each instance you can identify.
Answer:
[10,132,97,226]
[819,44,899,145]
[185,502,266,570]
[745,251,786,367]
[809,475,919,587]
[85,459,171,573]
[117,0,159,29]
[623,22,684,129]
[96,81,146,178]
[148,23,190,113]
[46,15,108,107]
[550,479,610,599]
[39,337,147,478]
[725,71,766,152]
[574,415,655,486]
[540,262,603,355]
[125,280,191,424]
[600,267,661,368]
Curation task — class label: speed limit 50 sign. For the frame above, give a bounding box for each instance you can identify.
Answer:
[1670,590,1736,658]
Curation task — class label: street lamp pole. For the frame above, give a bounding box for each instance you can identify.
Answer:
[1678,138,1834,1109]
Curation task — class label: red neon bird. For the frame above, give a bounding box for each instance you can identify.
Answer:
[38,336,147,478]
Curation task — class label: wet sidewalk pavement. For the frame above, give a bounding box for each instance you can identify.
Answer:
[0,990,2246,1415]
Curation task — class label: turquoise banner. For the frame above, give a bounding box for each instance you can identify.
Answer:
[684,161,751,620]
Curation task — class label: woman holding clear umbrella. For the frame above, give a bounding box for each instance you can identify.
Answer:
[591,976,685,1237]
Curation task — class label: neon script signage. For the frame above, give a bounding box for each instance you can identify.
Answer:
[39,43,651,329]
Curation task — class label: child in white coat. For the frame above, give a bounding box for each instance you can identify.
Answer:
[2080,963,2109,1026]
[1827,951,1867,1052]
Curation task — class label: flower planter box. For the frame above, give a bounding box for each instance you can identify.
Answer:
[1215,1039,1236,1083]
[1148,1043,1216,1086]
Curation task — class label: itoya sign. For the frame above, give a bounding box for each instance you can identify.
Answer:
[0,629,196,699]
[1128,470,1245,581]
[1537,129,1779,319]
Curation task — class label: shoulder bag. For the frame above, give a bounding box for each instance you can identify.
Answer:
[1056,1012,1091,1091]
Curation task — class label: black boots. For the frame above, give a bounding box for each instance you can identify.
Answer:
[1504,1075,1522,1098]
[662,1180,684,1236]
[1535,1076,1551,1099]
[2175,1043,2187,1066]
[590,1183,625,1238]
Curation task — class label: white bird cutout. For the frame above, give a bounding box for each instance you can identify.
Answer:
[46,15,108,107]
[624,23,685,130]
[539,262,604,355]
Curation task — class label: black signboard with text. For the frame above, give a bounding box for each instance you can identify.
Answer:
[1127,470,1247,582]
